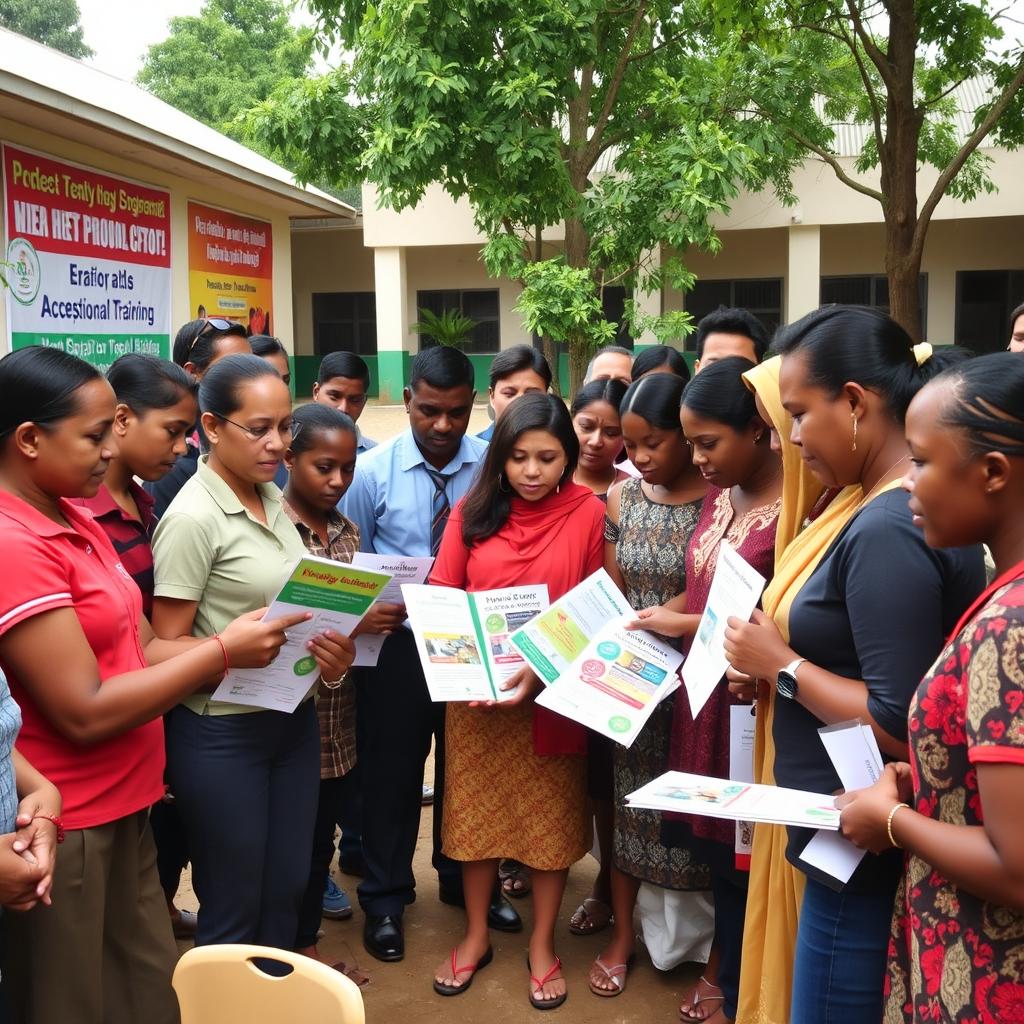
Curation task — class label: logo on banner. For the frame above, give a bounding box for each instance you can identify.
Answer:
[6,236,40,305]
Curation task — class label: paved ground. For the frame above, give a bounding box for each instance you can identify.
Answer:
[174,400,705,1021]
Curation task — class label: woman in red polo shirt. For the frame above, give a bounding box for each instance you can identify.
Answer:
[0,346,341,1024]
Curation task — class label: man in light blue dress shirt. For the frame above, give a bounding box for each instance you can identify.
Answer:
[342,347,519,963]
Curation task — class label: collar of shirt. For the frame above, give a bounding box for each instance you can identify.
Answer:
[0,489,101,541]
[355,426,376,453]
[77,482,156,530]
[195,454,285,521]
[397,429,486,476]
[282,499,360,552]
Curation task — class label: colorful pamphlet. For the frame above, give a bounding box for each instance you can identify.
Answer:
[349,553,434,666]
[211,555,393,713]
[402,584,549,702]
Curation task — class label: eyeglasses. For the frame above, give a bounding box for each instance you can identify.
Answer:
[213,414,297,443]
[189,317,240,354]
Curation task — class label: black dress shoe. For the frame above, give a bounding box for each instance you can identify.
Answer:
[438,884,523,933]
[363,914,404,962]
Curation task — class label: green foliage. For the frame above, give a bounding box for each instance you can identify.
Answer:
[410,308,476,348]
[0,0,92,58]
[137,0,313,152]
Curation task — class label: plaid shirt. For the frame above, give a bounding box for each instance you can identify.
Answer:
[283,500,360,779]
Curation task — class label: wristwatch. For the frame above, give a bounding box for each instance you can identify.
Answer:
[776,658,807,700]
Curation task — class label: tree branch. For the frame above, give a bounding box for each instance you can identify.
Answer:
[844,0,895,92]
[921,75,970,108]
[913,60,1024,255]
[782,122,885,202]
[625,28,689,64]
[831,13,886,157]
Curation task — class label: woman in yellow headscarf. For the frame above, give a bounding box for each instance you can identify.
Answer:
[730,310,983,1024]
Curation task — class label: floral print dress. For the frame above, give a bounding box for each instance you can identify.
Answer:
[885,576,1024,1023]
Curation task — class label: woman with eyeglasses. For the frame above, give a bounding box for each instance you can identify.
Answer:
[151,355,356,950]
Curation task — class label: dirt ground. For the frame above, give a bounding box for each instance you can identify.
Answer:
[173,400,706,1021]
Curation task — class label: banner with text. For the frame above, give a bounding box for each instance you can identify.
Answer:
[187,201,273,336]
[2,143,171,368]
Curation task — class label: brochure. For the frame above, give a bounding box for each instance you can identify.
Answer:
[729,704,757,869]
[681,542,766,719]
[402,583,549,702]
[509,569,632,683]
[625,771,842,831]
[211,555,392,713]
[535,620,683,747]
[349,553,434,666]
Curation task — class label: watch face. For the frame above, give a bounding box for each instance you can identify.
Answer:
[777,671,797,699]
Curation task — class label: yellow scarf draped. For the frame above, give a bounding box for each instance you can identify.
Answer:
[738,358,864,1024]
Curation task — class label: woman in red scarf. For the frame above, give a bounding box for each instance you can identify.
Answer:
[429,393,604,1010]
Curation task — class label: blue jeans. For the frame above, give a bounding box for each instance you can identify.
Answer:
[790,875,894,1024]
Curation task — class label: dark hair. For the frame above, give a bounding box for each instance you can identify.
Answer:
[933,352,1024,458]
[488,345,552,390]
[410,346,475,392]
[681,356,758,432]
[172,318,249,372]
[318,351,370,388]
[620,372,687,431]
[249,335,288,360]
[632,346,691,382]
[772,306,966,423]
[693,307,769,362]
[461,393,578,545]
[585,344,633,382]
[0,346,103,440]
[107,354,198,414]
[1010,301,1024,333]
[198,354,282,417]
[570,378,629,418]
[289,402,357,455]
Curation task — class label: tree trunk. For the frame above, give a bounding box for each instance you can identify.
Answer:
[542,335,561,395]
[885,233,924,341]
[567,330,590,393]
[564,212,592,394]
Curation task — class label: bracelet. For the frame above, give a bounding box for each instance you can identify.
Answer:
[31,814,65,844]
[211,634,230,677]
[320,672,345,690]
[886,802,908,848]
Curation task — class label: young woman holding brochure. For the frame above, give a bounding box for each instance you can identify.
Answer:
[838,353,1024,1022]
[0,346,304,1024]
[151,355,355,952]
[429,392,604,1009]
[722,308,983,1024]
[594,372,708,998]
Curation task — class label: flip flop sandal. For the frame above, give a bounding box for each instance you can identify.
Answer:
[330,961,371,989]
[499,859,532,898]
[588,956,632,998]
[568,897,614,936]
[679,976,725,1022]
[433,945,494,997]
[528,954,567,1011]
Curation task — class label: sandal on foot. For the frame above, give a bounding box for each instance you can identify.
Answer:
[527,954,567,1011]
[433,946,494,997]
[330,961,370,988]
[679,976,725,1022]
[568,897,613,936]
[588,956,632,998]
[499,859,532,899]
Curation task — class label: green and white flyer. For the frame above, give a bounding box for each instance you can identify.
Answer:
[211,555,392,712]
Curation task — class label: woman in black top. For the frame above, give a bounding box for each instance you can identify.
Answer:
[724,307,985,1024]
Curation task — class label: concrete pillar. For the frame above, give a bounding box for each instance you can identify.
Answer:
[786,225,821,323]
[634,246,665,347]
[373,246,410,402]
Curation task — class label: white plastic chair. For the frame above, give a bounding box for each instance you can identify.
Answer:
[172,944,365,1024]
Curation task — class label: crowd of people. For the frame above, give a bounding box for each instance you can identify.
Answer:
[0,300,1021,1024]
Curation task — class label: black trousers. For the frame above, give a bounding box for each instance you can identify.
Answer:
[165,700,320,948]
[354,627,460,917]
[711,867,749,1020]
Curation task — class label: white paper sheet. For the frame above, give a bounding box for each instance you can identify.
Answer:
[730,705,757,867]
[681,543,766,719]
[349,553,434,666]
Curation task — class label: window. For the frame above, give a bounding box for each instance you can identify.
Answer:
[955,270,1024,354]
[416,289,500,354]
[684,278,782,350]
[312,292,377,356]
[820,274,928,335]
[601,286,634,348]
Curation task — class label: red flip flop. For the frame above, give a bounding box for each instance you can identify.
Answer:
[528,954,567,1010]
[433,945,494,997]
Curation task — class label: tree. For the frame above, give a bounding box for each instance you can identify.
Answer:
[737,1,1024,339]
[0,0,93,58]
[246,1,789,391]
[137,0,313,145]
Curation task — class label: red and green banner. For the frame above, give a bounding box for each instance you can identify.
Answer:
[2,143,172,368]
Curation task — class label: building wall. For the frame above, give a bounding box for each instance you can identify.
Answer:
[0,117,296,356]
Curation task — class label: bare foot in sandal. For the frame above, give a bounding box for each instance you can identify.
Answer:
[434,934,492,993]
[679,975,725,1021]
[569,896,613,936]
[499,859,532,898]
[588,955,631,997]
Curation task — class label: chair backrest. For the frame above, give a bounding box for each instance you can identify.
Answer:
[172,944,365,1024]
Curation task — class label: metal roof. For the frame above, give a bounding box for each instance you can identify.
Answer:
[0,27,356,220]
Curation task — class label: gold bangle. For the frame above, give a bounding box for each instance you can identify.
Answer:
[886,802,909,848]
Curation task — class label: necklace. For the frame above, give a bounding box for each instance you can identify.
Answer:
[858,452,910,507]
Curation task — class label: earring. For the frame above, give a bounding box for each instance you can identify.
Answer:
[753,432,763,445]
[556,482,561,494]
[851,414,858,452]
[497,473,510,493]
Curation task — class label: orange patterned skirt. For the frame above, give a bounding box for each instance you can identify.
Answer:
[442,702,588,870]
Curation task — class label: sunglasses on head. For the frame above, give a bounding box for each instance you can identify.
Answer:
[189,317,241,354]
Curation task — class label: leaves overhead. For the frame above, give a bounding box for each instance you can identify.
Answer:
[0,0,93,58]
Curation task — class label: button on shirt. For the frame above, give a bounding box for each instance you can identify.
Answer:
[341,430,488,557]
[152,456,306,716]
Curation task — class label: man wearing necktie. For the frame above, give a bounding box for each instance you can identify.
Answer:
[342,347,522,962]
